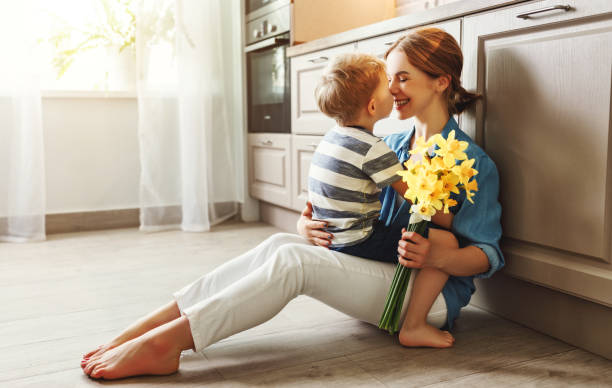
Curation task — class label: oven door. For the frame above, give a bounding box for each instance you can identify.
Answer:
[246,33,290,133]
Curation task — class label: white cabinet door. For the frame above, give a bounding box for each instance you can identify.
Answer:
[356,19,462,137]
[291,135,323,212]
[463,0,612,306]
[248,133,292,208]
[291,43,356,135]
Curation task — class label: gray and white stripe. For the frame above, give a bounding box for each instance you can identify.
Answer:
[308,125,402,248]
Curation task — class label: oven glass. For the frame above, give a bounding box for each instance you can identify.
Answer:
[247,38,290,133]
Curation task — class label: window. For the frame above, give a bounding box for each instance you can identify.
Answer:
[34,0,174,93]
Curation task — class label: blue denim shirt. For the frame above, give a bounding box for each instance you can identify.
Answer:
[380,117,505,330]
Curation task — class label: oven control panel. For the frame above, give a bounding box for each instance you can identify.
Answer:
[246,4,290,46]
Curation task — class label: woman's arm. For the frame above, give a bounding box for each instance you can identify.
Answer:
[397,230,490,277]
[296,202,332,247]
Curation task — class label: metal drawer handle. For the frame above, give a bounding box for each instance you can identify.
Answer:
[308,143,319,148]
[308,56,329,64]
[384,41,395,46]
[517,4,572,19]
[261,140,273,146]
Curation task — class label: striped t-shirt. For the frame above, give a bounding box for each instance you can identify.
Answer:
[309,125,403,248]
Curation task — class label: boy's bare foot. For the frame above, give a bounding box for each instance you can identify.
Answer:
[398,323,455,348]
[83,331,181,380]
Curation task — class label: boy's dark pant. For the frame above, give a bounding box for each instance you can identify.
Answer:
[331,219,429,264]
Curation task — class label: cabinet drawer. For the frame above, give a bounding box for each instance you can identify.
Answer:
[355,30,406,58]
[290,135,323,211]
[291,43,355,135]
[248,133,292,208]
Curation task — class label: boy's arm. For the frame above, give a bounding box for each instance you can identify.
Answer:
[389,179,454,229]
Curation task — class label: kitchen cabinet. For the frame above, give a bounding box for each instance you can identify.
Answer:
[463,0,612,306]
[291,43,356,135]
[248,133,292,209]
[356,19,462,137]
[290,135,323,211]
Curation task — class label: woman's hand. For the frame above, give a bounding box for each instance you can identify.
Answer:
[397,228,432,269]
[297,202,332,248]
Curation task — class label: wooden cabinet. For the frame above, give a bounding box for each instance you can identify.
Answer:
[248,133,292,209]
[356,19,462,137]
[290,43,356,135]
[290,135,323,211]
[463,0,612,306]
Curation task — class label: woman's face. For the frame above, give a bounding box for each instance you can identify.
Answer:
[386,49,438,121]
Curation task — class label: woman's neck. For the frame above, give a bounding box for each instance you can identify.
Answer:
[413,100,450,140]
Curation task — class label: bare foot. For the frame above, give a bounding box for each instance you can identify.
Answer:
[81,301,181,368]
[81,332,143,370]
[81,341,120,368]
[83,334,181,380]
[398,323,455,348]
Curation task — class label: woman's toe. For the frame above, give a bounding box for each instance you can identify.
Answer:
[84,360,99,375]
[83,346,102,359]
[90,366,105,379]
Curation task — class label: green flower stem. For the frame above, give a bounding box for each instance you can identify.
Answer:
[380,262,401,325]
[378,219,428,334]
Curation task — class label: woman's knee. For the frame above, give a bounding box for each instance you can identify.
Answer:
[265,232,297,246]
[270,243,305,268]
[429,229,459,249]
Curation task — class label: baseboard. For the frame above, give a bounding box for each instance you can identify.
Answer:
[260,202,300,233]
[472,272,612,360]
[46,209,139,234]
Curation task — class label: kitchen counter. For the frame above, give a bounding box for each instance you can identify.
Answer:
[287,0,530,57]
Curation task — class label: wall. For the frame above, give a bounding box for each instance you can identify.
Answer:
[42,96,140,214]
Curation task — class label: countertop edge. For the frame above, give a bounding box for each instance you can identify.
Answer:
[286,0,532,57]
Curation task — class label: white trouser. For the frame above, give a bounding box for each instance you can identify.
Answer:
[173,233,447,352]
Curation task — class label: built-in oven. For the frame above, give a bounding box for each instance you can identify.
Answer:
[245,3,290,133]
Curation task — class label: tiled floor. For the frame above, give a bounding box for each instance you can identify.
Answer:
[1,222,611,387]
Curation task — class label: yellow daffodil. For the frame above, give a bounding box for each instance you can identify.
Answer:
[410,202,437,219]
[441,172,460,195]
[443,198,458,214]
[433,130,469,167]
[464,179,479,204]
[452,158,478,185]
[426,180,446,209]
[429,155,446,173]
[409,135,434,156]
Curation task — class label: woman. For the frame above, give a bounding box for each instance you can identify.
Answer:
[80,28,503,380]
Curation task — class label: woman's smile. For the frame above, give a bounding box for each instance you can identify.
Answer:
[395,98,411,109]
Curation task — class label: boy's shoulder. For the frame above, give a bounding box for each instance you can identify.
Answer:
[326,125,382,147]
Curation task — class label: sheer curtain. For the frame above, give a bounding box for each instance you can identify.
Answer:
[137,0,243,232]
[0,1,46,242]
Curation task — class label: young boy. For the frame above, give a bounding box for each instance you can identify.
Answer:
[310,52,455,348]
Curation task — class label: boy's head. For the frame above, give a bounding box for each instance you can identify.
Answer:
[315,53,393,127]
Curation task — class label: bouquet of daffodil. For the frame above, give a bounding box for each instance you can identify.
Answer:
[378,130,479,334]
